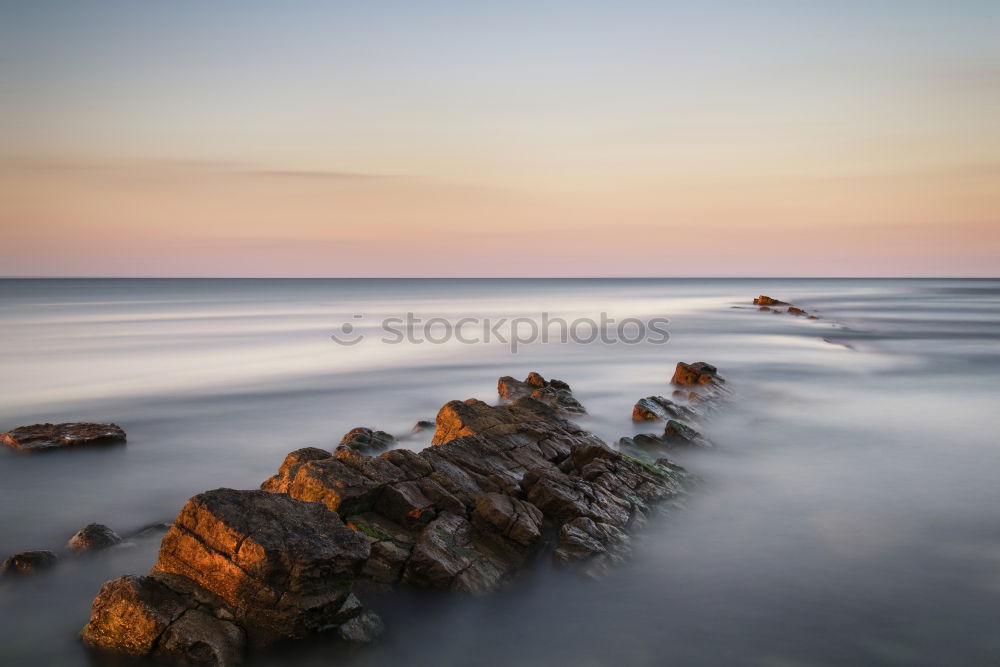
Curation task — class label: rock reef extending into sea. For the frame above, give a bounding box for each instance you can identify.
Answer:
[71,365,728,665]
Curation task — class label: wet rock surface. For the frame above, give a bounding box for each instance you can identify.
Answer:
[1,422,126,453]
[67,523,123,554]
[498,372,586,414]
[83,368,720,664]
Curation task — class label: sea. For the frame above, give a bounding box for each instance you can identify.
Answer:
[1,278,998,666]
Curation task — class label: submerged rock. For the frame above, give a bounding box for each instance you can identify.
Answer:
[68,524,123,554]
[1,423,126,453]
[498,372,586,414]
[2,550,58,576]
[753,295,788,306]
[338,427,396,454]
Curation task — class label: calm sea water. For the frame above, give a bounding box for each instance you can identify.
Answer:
[1,278,999,666]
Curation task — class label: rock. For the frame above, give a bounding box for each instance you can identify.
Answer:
[2,550,58,575]
[498,372,586,414]
[338,427,396,454]
[621,420,711,451]
[411,420,435,433]
[664,420,711,447]
[87,372,707,663]
[758,306,772,312]
[337,609,384,643]
[787,306,805,315]
[670,362,723,387]
[402,512,509,593]
[260,447,332,493]
[1,422,126,453]
[153,488,370,646]
[632,396,695,422]
[82,573,245,665]
[472,492,544,554]
[753,295,788,306]
[68,524,123,553]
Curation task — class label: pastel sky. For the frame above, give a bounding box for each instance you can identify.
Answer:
[1,1,998,277]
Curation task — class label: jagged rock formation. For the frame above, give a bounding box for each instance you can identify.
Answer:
[1,423,126,453]
[625,362,726,453]
[632,396,696,422]
[82,373,697,664]
[498,372,586,414]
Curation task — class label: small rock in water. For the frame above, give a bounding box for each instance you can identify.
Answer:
[1,423,126,453]
[670,361,723,387]
[753,295,789,306]
[2,550,59,576]
[67,524,123,553]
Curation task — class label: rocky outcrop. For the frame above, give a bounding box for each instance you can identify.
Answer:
[498,372,586,414]
[2,550,58,576]
[68,524,123,553]
[626,363,727,455]
[152,489,371,646]
[83,489,376,664]
[632,396,696,422]
[750,296,819,319]
[620,420,712,452]
[671,361,723,388]
[753,295,788,306]
[1,423,126,453]
[83,572,245,665]
[337,427,396,454]
[84,373,700,664]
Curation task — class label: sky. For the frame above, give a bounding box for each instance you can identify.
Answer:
[1,0,998,277]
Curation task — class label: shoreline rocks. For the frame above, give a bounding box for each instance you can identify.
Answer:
[82,368,713,664]
[1,423,126,453]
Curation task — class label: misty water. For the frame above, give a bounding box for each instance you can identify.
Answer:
[1,278,999,666]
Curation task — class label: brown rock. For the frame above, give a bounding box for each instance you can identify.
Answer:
[1,422,126,453]
[68,524,123,553]
[753,295,789,306]
[153,488,370,645]
[498,372,586,414]
[82,573,245,665]
[670,362,722,387]
[339,427,396,453]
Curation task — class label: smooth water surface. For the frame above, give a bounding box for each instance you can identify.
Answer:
[1,278,998,666]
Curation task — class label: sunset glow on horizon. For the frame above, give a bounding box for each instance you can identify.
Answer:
[2,1,998,277]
